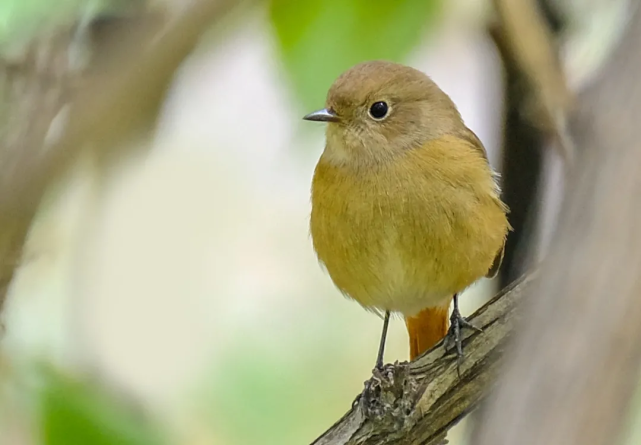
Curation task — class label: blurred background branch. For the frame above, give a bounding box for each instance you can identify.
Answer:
[492,0,566,289]
[0,27,81,316]
[492,0,573,165]
[474,2,641,444]
[0,0,243,314]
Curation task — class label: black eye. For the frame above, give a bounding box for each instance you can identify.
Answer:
[369,101,388,119]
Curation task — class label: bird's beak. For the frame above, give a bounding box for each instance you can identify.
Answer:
[302,108,340,123]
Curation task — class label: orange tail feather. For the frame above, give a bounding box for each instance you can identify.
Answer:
[405,304,450,360]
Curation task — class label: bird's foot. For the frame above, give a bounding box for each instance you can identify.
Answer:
[354,364,391,409]
[443,308,482,376]
[354,361,419,431]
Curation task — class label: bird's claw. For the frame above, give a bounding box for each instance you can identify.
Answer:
[443,309,482,376]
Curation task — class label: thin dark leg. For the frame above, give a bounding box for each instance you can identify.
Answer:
[375,311,390,370]
[444,294,482,375]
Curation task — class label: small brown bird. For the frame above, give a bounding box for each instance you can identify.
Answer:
[304,60,509,370]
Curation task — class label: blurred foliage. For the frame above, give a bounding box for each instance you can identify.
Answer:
[269,0,442,110]
[40,368,164,445]
[207,338,358,445]
[211,353,315,444]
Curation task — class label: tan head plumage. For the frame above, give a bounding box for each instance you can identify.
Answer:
[304,60,471,165]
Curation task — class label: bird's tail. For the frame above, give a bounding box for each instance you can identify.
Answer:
[405,304,450,360]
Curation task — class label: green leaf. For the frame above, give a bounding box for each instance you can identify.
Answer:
[39,369,164,445]
[269,0,442,110]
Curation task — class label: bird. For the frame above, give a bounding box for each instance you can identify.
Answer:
[303,60,509,371]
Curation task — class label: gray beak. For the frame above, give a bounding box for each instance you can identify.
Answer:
[302,108,340,123]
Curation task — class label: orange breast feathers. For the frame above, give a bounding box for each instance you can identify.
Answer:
[310,135,509,357]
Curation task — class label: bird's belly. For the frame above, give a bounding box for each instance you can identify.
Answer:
[314,218,493,317]
[355,237,454,315]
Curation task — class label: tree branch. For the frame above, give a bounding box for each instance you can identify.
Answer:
[0,0,246,314]
[311,273,535,445]
[0,28,81,314]
[473,2,641,444]
[491,0,574,166]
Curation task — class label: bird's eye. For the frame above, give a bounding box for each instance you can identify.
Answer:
[369,101,389,120]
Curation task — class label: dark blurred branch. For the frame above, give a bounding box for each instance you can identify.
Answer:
[311,274,535,445]
[492,0,573,165]
[490,0,566,288]
[473,3,641,445]
[0,0,246,314]
[491,25,545,288]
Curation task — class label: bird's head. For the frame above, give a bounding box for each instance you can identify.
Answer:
[303,60,465,166]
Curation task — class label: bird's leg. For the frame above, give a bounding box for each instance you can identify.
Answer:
[356,311,391,409]
[443,294,482,374]
[375,311,391,370]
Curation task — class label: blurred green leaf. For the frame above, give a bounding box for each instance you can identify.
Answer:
[269,0,442,110]
[40,369,164,445]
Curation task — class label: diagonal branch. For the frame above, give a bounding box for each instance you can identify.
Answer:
[311,273,535,445]
[0,28,81,315]
[0,0,247,314]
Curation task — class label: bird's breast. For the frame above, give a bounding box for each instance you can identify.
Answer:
[310,137,508,316]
